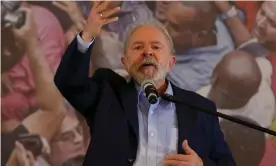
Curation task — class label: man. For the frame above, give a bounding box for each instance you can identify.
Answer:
[2,6,66,166]
[153,1,170,24]
[197,50,275,128]
[48,109,87,166]
[54,2,235,166]
[253,1,276,51]
[161,1,235,92]
[1,1,66,122]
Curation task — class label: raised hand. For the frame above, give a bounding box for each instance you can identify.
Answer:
[81,1,121,42]
[163,140,203,166]
[214,1,232,13]
[14,141,36,166]
[52,1,86,31]
[12,7,37,45]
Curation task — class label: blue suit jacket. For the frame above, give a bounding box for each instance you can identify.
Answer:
[54,36,235,166]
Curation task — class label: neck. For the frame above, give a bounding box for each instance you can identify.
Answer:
[155,79,168,95]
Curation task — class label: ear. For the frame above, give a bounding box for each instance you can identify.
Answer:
[121,56,127,69]
[168,55,176,70]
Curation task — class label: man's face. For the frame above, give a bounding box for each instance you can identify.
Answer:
[155,1,170,23]
[122,25,175,85]
[253,1,276,51]
[164,2,198,52]
[49,114,86,166]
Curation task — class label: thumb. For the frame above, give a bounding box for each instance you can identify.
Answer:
[182,140,195,155]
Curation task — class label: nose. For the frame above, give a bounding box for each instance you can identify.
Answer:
[73,131,83,144]
[142,51,153,57]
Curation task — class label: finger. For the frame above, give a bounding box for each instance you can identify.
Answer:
[101,6,120,18]
[103,17,119,25]
[163,160,188,166]
[182,140,195,155]
[93,1,101,8]
[15,141,28,164]
[165,154,191,161]
[15,141,26,154]
[41,137,51,154]
[52,1,68,12]
[16,7,32,26]
[95,1,110,13]
[26,150,36,165]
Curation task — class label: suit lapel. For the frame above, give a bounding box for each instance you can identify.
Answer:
[171,84,198,154]
[119,79,139,139]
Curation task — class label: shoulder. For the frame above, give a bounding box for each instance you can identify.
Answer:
[187,89,216,111]
[256,57,273,79]
[93,68,128,87]
[30,5,64,37]
[31,5,60,25]
[173,84,216,112]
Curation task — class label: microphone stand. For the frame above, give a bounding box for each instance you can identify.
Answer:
[161,94,276,136]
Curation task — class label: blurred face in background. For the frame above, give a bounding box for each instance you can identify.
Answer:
[164,2,217,52]
[155,1,170,23]
[165,2,197,52]
[49,112,86,166]
[253,1,276,51]
[122,25,175,85]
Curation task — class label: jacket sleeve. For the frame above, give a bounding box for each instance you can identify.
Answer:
[206,102,236,166]
[54,35,99,124]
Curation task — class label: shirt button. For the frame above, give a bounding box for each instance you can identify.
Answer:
[150,132,155,136]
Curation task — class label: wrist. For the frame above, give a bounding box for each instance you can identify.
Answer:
[219,6,239,21]
[81,31,95,43]
[218,4,232,13]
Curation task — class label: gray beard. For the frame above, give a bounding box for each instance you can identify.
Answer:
[132,66,168,86]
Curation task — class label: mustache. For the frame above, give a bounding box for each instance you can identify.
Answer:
[139,57,157,67]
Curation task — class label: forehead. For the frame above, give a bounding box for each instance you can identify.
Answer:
[167,3,197,24]
[128,26,168,45]
[60,114,79,132]
[261,2,276,21]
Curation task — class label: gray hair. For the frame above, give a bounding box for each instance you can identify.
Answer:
[123,19,175,54]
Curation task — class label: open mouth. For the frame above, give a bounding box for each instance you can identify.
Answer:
[140,63,156,68]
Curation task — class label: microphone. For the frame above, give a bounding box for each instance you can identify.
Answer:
[161,94,276,136]
[141,80,159,104]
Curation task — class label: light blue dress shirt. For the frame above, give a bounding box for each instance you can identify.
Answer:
[134,82,177,166]
[76,35,178,166]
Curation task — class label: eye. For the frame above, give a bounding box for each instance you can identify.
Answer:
[133,45,142,50]
[152,45,161,50]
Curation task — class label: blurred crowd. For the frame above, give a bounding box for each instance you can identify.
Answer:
[1,1,276,166]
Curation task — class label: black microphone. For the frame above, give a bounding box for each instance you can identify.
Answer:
[141,80,159,104]
[161,94,276,136]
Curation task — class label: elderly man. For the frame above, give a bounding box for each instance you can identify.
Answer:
[54,2,235,166]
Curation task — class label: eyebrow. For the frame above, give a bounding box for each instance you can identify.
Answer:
[131,41,164,46]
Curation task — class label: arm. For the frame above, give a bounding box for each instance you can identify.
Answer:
[54,34,100,117]
[54,1,120,117]
[6,7,67,166]
[215,1,253,48]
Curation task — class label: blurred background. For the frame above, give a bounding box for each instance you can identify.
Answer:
[1,1,276,166]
